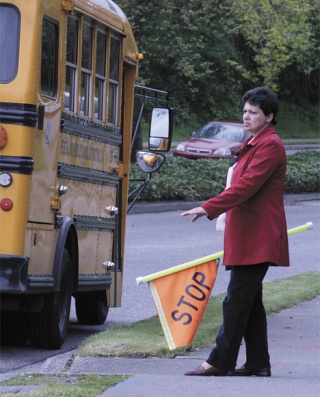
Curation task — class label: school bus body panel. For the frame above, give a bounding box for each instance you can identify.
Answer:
[116,66,136,256]
[0,173,30,255]
[60,132,119,172]
[0,1,40,256]
[0,0,140,347]
[58,176,117,218]
[25,226,58,276]
[110,270,122,307]
[76,230,113,274]
[29,103,61,224]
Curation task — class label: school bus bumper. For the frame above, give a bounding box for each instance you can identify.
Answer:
[0,254,29,294]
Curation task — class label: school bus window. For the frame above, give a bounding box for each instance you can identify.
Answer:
[94,29,107,120]
[80,20,93,116]
[41,17,58,98]
[0,5,20,84]
[65,16,79,112]
[108,36,120,125]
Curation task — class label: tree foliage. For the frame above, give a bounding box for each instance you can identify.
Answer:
[230,0,320,91]
[117,0,319,125]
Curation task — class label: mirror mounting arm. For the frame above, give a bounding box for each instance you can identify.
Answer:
[127,174,152,213]
[131,101,145,153]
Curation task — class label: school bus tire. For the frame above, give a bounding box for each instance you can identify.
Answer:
[28,249,73,349]
[0,311,28,346]
[75,291,109,325]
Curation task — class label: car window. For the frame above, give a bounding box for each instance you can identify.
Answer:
[195,124,245,142]
[216,125,244,142]
[244,129,252,140]
[194,123,214,138]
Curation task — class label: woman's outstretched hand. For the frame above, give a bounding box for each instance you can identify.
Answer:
[180,207,207,222]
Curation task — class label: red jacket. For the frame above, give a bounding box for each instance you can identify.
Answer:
[202,125,289,267]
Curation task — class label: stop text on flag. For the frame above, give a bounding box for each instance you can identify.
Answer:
[171,271,211,325]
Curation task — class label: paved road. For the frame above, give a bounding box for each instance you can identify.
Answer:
[0,194,319,375]
[108,194,319,326]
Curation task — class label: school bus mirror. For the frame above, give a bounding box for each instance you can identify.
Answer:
[148,107,173,152]
[136,151,165,173]
[149,137,169,151]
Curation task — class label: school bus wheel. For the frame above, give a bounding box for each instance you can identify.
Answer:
[28,249,73,349]
[0,311,28,346]
[75,291,109,325]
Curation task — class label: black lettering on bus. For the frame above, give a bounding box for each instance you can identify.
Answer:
[61,139,68,155]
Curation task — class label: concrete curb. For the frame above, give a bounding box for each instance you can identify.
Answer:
[129,193,320,214]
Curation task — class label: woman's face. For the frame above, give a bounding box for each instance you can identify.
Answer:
[243,102,273,136]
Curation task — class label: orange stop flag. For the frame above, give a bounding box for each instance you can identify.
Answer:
[146,259,218,350]
[136,222,313,350]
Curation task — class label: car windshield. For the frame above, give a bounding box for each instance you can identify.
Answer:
[194,123,245,142]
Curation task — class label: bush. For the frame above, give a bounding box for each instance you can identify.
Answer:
[129,151,320,202]
[285,151,320,192]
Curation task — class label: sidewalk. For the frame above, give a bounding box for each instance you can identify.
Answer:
[11,296,319,397]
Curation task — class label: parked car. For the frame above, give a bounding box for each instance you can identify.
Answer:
[173,121,251,159]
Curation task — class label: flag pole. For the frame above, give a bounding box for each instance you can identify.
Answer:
[287,222,313,236]
[136,222,313,285]
[136,251,224,285]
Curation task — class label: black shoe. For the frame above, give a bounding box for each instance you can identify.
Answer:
[235,365,271,377]
[184,365,228,376]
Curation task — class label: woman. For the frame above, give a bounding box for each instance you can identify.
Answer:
[181,86,289,377]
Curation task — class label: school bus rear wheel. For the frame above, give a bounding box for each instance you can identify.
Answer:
[75,291,109,325]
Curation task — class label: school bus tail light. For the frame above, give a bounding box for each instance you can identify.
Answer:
[0,198,13,211]
[0,125,8,150]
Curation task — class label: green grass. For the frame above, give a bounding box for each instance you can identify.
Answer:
[0,374,129,397]
[77,271,320,359]
[277,102,319,138]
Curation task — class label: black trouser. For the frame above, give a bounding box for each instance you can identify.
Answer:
[207,263,270,372]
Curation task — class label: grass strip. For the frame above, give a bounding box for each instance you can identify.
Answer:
[0,374,129,397]
[77,271,320,358]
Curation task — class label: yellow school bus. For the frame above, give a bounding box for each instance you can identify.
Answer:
[0,0,172,348]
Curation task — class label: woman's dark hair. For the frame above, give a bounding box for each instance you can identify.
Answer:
[241,86,279,125]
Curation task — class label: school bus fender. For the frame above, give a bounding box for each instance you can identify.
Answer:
[52,217,78,293]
